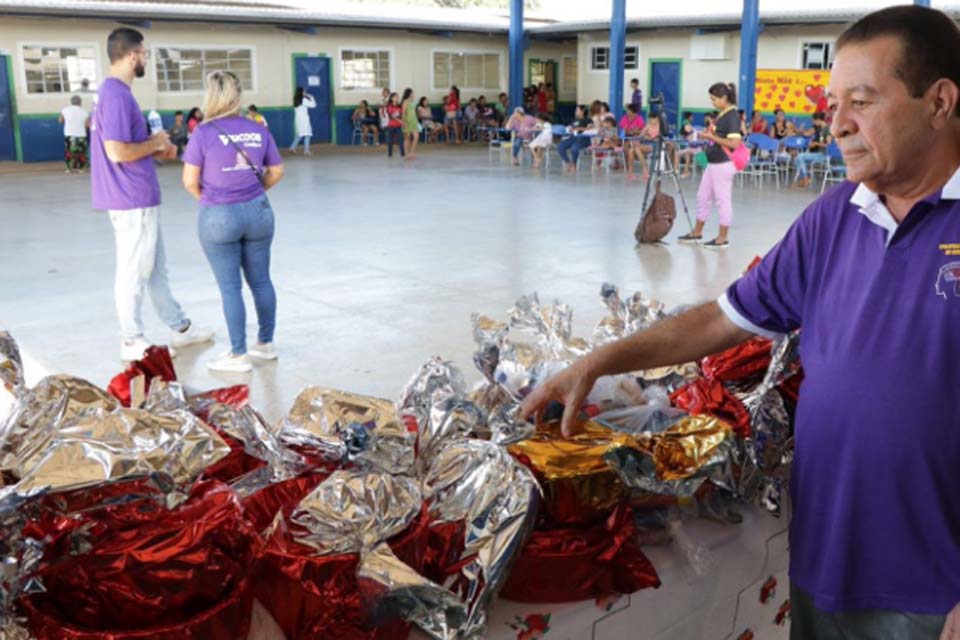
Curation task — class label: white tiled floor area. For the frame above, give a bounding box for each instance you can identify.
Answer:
[0,146,820,420]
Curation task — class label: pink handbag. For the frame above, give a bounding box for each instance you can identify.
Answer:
[723,143,750,171]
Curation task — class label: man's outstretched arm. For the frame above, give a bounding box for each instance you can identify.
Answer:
[520,301,755,437]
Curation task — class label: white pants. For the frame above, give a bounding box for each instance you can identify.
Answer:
[108,207,187,341]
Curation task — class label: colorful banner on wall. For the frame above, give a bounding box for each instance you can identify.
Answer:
[753,69,830,114]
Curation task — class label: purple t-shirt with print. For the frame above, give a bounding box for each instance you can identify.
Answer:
[720,172,960,615]
[90,77,160,211]
[182,116,281,207]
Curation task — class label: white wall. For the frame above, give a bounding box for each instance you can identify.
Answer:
[575,24,844,111]
[0,16,578,115]
[0,15,845,117]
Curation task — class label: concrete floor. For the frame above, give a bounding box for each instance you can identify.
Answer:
[0,145,820,420]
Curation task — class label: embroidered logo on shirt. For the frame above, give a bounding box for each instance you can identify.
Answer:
[935,261,960,299]
[938,243,960,256]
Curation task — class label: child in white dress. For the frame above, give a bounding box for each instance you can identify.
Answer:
[528,114,553,169]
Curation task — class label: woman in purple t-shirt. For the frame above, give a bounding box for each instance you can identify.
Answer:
[182,70,285,373]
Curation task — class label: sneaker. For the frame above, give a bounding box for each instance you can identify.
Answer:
[171,322,215,350]
[207,352,253,373]
[678,233,704,244]
[247,342,277,360]
[120,336,152,362]
[703,239,730,249]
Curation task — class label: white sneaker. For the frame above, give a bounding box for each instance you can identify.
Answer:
[247,342,277,360]
[207,352,253,373]
[171,322,215,350]
[120,336,152,362]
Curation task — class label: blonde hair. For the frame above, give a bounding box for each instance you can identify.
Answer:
[201,70,243,123]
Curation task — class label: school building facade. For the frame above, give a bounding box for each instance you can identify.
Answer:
[0,0,942,162]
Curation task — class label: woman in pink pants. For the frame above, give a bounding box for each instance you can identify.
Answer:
[679,82,742,248]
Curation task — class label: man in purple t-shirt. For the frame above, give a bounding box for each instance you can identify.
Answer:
[522,7,960,639]
[90,28,213,361]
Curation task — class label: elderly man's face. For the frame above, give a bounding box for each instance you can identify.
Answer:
[828,36,932,189]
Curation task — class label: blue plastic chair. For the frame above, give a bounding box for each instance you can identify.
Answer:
[745,133,782,189]
[780,135,811,179]
[821,142,847,193]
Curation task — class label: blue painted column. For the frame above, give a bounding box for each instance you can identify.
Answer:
[608,0,626,120]
[509,0,524,111]
[738,0,760,116]
[914,0,931,6]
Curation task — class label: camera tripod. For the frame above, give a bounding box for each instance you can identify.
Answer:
[638,133,694,240]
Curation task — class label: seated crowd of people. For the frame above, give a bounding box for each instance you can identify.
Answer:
[351,84,517,147]
[351,81,562,147]
[353,81,834,188]
[491,99,833,188]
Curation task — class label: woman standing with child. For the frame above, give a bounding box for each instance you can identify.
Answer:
[181,70,285,373]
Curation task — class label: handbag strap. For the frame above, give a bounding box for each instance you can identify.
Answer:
[207,119,265,185]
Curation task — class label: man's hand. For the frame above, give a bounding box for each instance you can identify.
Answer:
[519,357,597,438]
[149,130,171,152]
[940,602,960,640]
[106,132,173,163]
[154,142,178,161]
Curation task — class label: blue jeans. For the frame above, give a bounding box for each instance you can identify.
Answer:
[290,135,311,152]
[386,127,404,157]
[557,135,592,165]
[198,194,277,355]
[789,582,945,640]
[795,151,826,179]
[512,133,528,159]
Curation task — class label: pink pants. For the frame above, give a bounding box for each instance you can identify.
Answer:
[697,161,737,227]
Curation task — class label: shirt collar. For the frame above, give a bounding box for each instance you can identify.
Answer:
[850,165,960,247]
[851,165,960,208]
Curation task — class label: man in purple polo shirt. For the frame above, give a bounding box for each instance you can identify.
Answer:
[522,7,960,638]
[90,27,213,362]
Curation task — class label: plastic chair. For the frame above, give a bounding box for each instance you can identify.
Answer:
[488,128,509,160]
[351,119,368,146]
[744,134,782,189]
[589,144,626,174]
[780,135,811,180]
[820,142,847,193]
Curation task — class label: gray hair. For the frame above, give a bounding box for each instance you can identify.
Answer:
[70,95,81,106]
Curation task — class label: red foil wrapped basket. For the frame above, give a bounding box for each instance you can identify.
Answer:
[500,505,661,603]
[255,507,431,640]
[21,483,259,639]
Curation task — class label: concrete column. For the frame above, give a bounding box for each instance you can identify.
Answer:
[738,0,760,116]
[608,0,627,120]
[509,0,524,111]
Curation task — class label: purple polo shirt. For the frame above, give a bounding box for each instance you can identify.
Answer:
[182,116,281,207]
[89,77,160,211]
[719,168,960,615]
